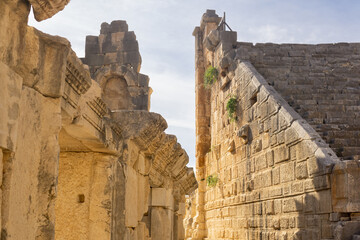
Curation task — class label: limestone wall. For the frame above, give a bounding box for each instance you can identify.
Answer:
[188,10,360,240]
[0,1,197,239]
[55,152,114,240]
[235,42,360,160]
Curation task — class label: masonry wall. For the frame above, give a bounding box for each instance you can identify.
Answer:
[0,1,197,239]
[55,152,114,240]
[203,61,338,239]
[235,42,360,160]
[188,10,360,240]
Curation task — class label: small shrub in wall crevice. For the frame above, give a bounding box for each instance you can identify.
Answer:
[226,96,237,121]
[206,174,219,188]
[204,66,218,88]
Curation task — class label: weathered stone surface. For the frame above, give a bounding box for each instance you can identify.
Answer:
[83,20,142,74]
[3,87,61,240]
[55,153,114,240]
[152,188,167,207]
[187,9,360,240]
[0,62,22,151]
[331,160,360,212]
[0,2,197,239]
[0,0,30,68]
[19,27,70,97]
[151,207,173,240]
[29,0,70,21]
[125,166,138,228]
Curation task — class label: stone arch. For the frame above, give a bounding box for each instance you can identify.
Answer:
[95,64,138,88]
[102,75,131,111]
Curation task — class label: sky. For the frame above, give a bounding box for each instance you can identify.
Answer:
[28,0,360,169]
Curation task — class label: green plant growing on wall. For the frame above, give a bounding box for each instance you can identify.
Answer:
[206,174,219,188]
[204,66,218,88]
[226,96,237,121]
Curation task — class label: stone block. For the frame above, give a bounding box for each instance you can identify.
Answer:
[277,131,285,144]
[307,153,334,177]
[100,20,128,34]
[252,139,262,153]
[137,175,150,221]
[266,150,274,166]
[291,182,304,194]
[267,95,281,115]
[219,31,237,52]
[334,221,360,240]
[152,188,167,207]
[151,207,172,240]
[280,218,289,229]
[0,62,23,151]
[84,53,105,66]
[178,202,186,215]
[282,196,303,213]
[23,27,70,97]
[262,132,270,149]
[270,114,278,133]
[265,200,274,215]
[285,127,300,145]
[125,166,138,227]
[259,101,269,120]
[111,32,126,44]
[272,167,280,185]
[29,0,70,21]
[124,31,136,41]
[255,154,267,171]
[254,169,272,189]
[136,222,149,240]
[295,140,313,161]
[280,162,295,183]
[136,154,147,175]
[274,145,290,163]
[166,189,174,210]
[295,162,308,179]
[104,52,118,64]
[331,160,360,213]
[85,36,100,56]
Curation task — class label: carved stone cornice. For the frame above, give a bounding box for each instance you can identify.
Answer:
[66,51,92,95]
[87,97,107,118]
[110,110,167,150]
[29,0,70,21]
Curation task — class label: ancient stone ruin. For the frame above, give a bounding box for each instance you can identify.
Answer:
[2,0,360,239]
[0,1,197,239]
[184,10,360,240]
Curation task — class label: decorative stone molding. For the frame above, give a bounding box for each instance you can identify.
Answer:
[66,51,92,95]
[29,0,70,21]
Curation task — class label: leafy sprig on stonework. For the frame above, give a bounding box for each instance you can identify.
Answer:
[204,66,218,88]
[206,174,219,188]
[226,96,237,121]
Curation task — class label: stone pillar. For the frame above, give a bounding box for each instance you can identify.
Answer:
[151,188,175,240]
[192,10,221,240]
[176,202,186,240]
